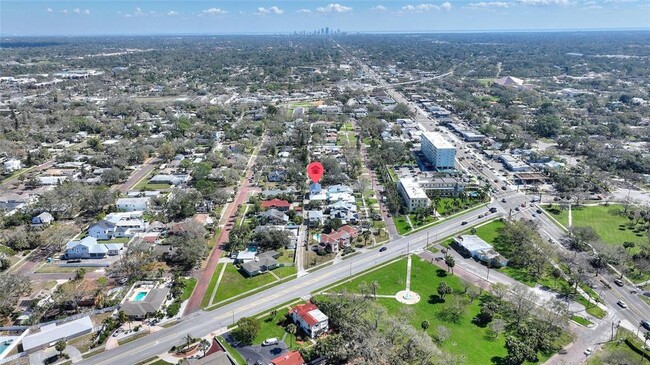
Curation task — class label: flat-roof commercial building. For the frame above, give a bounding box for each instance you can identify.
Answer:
[21,316,94,353]
[452,235,508,267]
[499,154,531,172]
[421,132,456,170]
[397,178,431,212]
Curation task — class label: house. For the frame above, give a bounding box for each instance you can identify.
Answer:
[65,236,123,259]
[193,213,214,227]
[267,170,288,182]
[309,182,322,195]
[38,176,69,185]
[235,250,257,263]
[3,159,21,174]
[307,210,323,227]
[289,302,329,338]
[494,76,524,87]
[120,285,171,319]
[116,197,150,212]
[88,212,147,240]
[241,250,280,277]
[20,316,93,353]
[452,235,508,267]
[320,225,358,252]
[31,212,54,228]
[150,174,190,185]
[262,198,291,211]
[327,184,353,195]
[271,351,305,365]
[259,209,289,224]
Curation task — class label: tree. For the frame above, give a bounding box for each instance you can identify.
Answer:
[505,336,537,365]
[252,229,291,251]
[564,226,599,253]
[158,142,175,162]
[75,267,86,281]
[232,317,260,345]
[369,281,380,299]
[444,255,456,275]
[437,282,453,300]
[287,323,297,348]
[623,241,635,253]
[0,273,31,319]
[54,339,67,357]
[181,333,194,353]
[421,320,430,332]
[434,325,450,343]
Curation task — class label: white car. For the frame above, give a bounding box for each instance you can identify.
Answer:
[617,300,628,308]
[262,338,278,346]
[584,347,593,356]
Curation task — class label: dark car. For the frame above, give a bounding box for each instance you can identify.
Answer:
[642,320,650,331]
[536,209,542,214]
[379,247,387,252]
[614,279,624,287]
[461,221,468,225]
[501,198,507,203]
[501,186,507,190]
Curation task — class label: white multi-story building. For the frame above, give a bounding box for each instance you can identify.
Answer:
[3,159,21,174]
[397,178,431,212]
[421,132,456,170]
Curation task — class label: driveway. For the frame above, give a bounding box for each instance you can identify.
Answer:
[223,333,288,364]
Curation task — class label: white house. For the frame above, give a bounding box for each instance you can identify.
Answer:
[21,316,93,353]
[116,197,150,212]
[289,302,329,338]
[3,159,21,174]
[88,211,147,240]
[65,236,123,259]
[31,212,54,229]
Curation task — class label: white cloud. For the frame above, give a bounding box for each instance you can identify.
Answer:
[402,3,440,13]
[257,6,284,15]
[316,3,353,13]
[202,8,228,15]
[60,9,68,14]
[297,9,312,13]
[124,13,132,18]
[517,0,570,5]
[371,5,387,11]
[603,0,637,2]
[46,8,53,13]
[469,1,512,8]
[441,2,452,10]
[167,11,179,16]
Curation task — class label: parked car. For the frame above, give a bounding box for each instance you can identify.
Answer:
[614,279,624,287]
[584,348,593,356]
[617,300,628,308]
[501,198,507,203]
[262,338,279,346]
[641,320,650,331]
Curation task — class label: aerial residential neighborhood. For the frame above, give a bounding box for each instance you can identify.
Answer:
[0,3,649,365]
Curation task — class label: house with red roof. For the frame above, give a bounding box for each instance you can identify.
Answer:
[271,351,305,365]
[289,302,329,339]
[261,198,291,211]
[319,225,358,253]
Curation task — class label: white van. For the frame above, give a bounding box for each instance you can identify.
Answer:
[262,338,278,346]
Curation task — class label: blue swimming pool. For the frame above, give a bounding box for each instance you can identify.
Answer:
[134,291,148,301]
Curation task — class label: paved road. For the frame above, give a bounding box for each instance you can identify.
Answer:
[118,157,159,194]
[184,135,265,314]
[78,204,494,365]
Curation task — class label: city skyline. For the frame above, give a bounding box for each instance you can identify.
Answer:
[1,0,649,36]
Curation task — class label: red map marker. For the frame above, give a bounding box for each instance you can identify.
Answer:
[307,162,324,183]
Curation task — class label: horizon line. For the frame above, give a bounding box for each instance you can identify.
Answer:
[2,27,650,38]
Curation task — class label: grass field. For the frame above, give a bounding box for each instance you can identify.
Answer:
[253,308,300,348]
[543,204,647,248]
[393,215,412,235]
[587,328,650,365]
[436,197,487,216]
[180,278,197,301]
[213,264,277,303]
[202,263,224,308]
[332,257,567,364]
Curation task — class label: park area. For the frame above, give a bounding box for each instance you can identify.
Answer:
[329,257,569,364]
[543,204,649,249]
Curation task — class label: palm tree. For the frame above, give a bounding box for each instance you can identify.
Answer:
[445,256,456,275]
[181,334,194,353]
[117,310,129,329]
[199,338,210,357]
[369,281,380,299]
[287,324,297,348]
[54,339,66,357]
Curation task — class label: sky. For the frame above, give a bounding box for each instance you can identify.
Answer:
[1,0,649,36]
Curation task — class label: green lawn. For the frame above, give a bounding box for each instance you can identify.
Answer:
[214,264,277,303]
[332,258,566,364]
[180,278,197,301]
[409,214,437,229]
[273,265,297,279]
[218,336,246,365]
[435,197,487,216]
[543,204,647,248]
[100,237,131,244]
[201,263,224,308]
[587,328,650,365]
[571,315,593,326]
[253,307,302,348]
[393,215,412,235]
